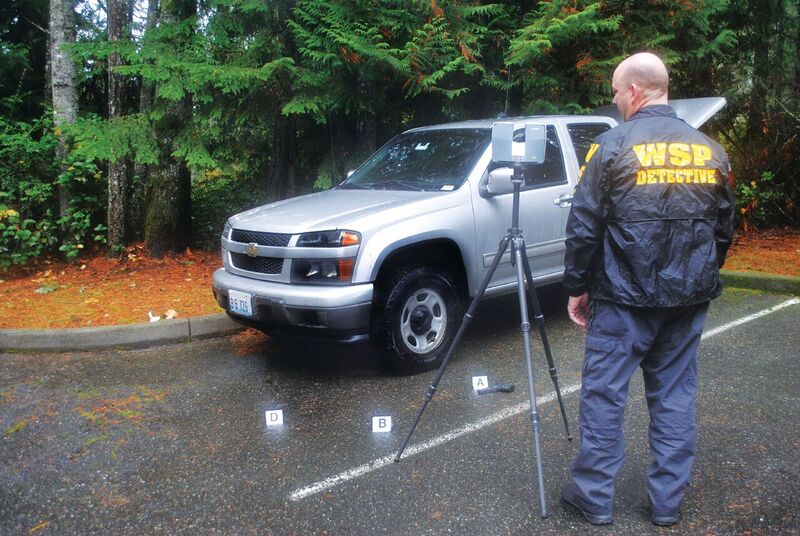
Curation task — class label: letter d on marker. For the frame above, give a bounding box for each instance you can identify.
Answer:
[266,410,284,426]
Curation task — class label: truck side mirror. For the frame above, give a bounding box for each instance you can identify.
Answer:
[347,169,355,178]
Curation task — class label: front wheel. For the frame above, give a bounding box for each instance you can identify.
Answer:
[372,266,463,374]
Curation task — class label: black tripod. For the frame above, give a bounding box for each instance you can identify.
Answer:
[394,170,573,518]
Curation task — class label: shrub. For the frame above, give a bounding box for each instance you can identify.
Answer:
[55,159,108,259]
[0,115,107,267]
[0,116,58,267]
[735,171,790,232]
[191,168,270,250]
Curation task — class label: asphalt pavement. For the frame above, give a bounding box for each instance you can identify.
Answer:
[1,287,798,534]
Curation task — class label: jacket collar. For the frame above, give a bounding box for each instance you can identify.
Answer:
[628,104,676,121]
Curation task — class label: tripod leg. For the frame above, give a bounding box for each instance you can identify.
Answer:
[520,251,573,441]
[395,235,512,462]
[512,241,548,518]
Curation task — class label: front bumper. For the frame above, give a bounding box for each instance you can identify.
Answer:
[212,268,373,341]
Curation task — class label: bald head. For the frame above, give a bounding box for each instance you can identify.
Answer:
[612,53,670,120]
[616,53,669,98]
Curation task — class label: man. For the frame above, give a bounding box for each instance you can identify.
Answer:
[560,52,734,526]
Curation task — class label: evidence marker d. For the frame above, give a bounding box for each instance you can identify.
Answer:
[265,409,284,426]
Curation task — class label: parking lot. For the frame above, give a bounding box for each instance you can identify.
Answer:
[2,287,798,534]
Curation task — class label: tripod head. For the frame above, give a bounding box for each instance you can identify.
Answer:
[491,121,547,167]
[486,121,547,199]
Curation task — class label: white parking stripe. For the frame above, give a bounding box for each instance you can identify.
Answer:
[289,384,581,501]
[289,297,800,501]
[701,297,799,339]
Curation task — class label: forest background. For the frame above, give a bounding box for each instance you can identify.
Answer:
[1,0,798,268]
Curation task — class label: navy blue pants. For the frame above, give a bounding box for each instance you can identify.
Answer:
[568,299,709,516]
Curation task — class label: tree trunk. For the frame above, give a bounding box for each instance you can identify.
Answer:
[49,0,78,220]
[265,0,299,200]
[354,78,377,158]
[144,144,191,257]
[144,0,193,257]
[266,113,297,201]
[129,0,159,241]
[107,0,129,250]
[791,1,800,223]
[355,115,376,154]
[44,33,52,109]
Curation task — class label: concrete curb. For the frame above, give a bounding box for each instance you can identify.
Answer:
[721,270,800,295]
[1,271,797,354]
[0,313,244,353]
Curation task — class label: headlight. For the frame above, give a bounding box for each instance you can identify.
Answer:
[220,222,232,263]
[293,230,359,283]
[291,258,356,284]
[296,230,360,247]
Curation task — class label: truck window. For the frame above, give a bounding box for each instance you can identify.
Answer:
[567,123,611,165]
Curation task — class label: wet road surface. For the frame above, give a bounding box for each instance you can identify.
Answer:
[1,287,798,534]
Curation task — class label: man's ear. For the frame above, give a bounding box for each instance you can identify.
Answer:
[629,83,641,103]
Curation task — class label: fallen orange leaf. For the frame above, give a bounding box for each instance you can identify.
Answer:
[28,521,50,534]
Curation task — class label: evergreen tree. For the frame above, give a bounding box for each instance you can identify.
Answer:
[0,0,50,119]
[1,0,796,265]
[142,0,195,256]
[107,0,129,250]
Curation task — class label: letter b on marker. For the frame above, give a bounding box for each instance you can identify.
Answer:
[372,416,392,433]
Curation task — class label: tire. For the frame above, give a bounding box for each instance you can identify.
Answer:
[372,266,463,374]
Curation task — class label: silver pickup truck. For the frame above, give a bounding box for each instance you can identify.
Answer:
[212,99,724,373]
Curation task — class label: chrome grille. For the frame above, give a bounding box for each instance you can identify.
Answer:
[230,229,291,247]
[230,253,284,274]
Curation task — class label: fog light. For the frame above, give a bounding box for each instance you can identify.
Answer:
[323,263,338,278]
[292,258,357,284]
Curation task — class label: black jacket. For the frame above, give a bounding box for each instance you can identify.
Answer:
[563,105,734,307]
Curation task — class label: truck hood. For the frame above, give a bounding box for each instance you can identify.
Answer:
[229,188,462,234]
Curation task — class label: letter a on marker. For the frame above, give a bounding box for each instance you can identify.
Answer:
[472,376,488,391]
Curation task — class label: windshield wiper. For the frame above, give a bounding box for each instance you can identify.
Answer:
[338,182,374,190]
[378,179,425,191]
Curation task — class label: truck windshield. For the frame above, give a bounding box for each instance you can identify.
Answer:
[340,128,491,191]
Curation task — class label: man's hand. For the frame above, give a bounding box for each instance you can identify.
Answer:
[567,293,590,328]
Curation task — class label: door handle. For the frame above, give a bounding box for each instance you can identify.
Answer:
[553,193,573,207]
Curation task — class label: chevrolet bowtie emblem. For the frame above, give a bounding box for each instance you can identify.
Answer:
[245,242,258,257]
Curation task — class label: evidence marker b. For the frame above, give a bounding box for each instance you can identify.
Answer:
[372,416,392,433]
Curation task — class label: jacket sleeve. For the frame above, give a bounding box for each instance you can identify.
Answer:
[715,157,735,268]
[563,141,609,296]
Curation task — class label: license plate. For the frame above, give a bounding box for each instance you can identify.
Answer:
[228,290,253,317]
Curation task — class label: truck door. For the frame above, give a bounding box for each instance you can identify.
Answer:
[473,124,571,294]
